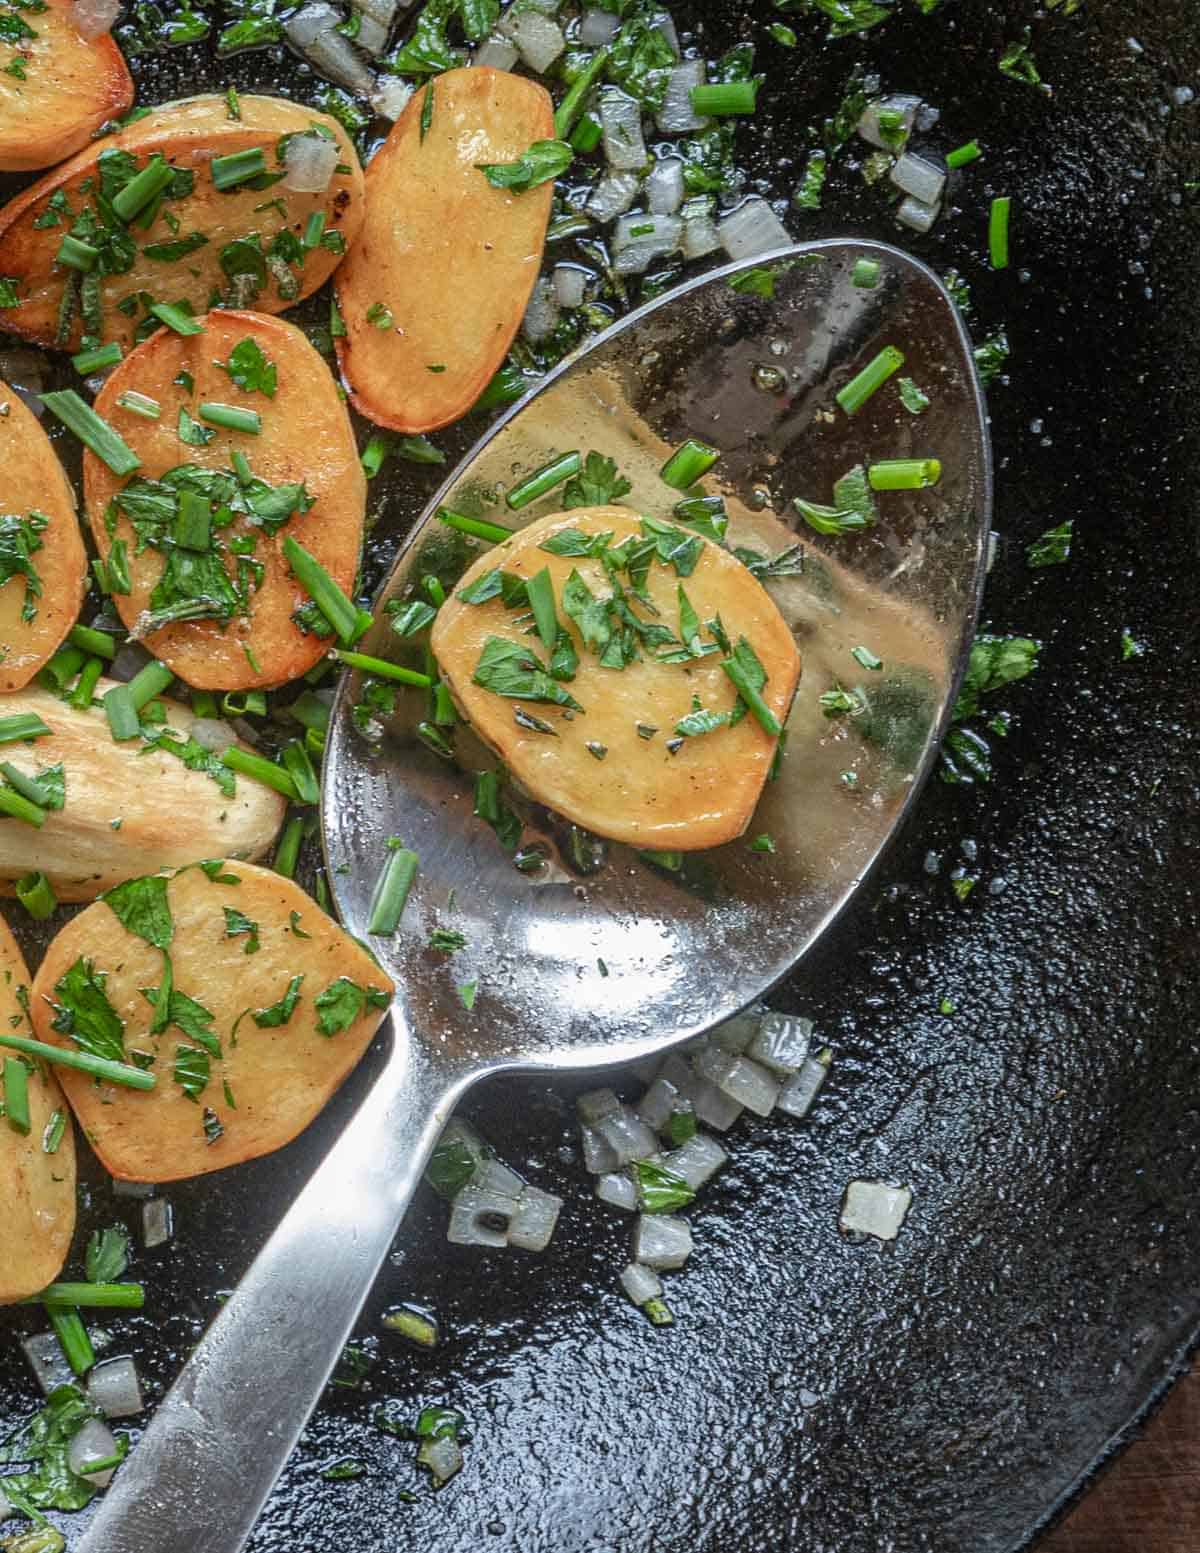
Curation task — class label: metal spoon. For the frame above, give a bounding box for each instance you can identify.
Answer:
[79,239,990,1553]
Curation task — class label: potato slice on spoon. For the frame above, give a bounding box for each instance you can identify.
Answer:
[78,243,991,1553]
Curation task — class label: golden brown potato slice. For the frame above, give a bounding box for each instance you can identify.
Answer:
[431,506,801,851]
[31,861,394,1182]
[0,679,285,899]
[0,377,87,690]
[0,0,133,173]
[85,309,365,690]
[0,94,363,352]
[335,67,553,433]
[0,910,76,1302]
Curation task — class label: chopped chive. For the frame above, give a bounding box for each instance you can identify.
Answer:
[41,391,141,476]
[0,1031,156,1090]
[39,645,86,692]
[868,458,942,490]
[423,574,447,607]
[190,690,219,719]
[721,658,783,737]
[989,195,1012,269]
[851,645,883,671]
[835,345,906,415]
[105,540,131,596]
[102,683,139,742]
[48,1307,94,1377]
[0,786,47,829]
[55,234,100,273]
[851,257,881,288]
[112,154,175,221]
[149,301,203,336]
[198,402,262,435]
[281,535,363,645]
[68,624,117,660]
[72,341,122,375]
[3,1057,30,1134]
[231,448,253,485]
[127,660,173,709]
[42,1107,66,1154]
[331,649,432,688]
[660,438,719,490]
[273,814,304,879]
[571,112,603,153]
[302,210,327,249]
[946,139,982,169]
[690,81,759,116]
[211,147,267,191]
[416,720,454,758]
[0,712,50,744]
[367,840,418,935]
[437,508,512,545]
[287,691,330,735]
[221,688,266,719]
[506,451,582,510]
[173,488,212,551]
[116,390,161,420]
[15,870,56,920]
[526,567,559,651]
[221,746,301,800]
[68,656,104,711]
[361,434,391,479]
[37,1282,145,1309]
[554,44,610,138]
[281,740,320,804]
[431,681,456,725]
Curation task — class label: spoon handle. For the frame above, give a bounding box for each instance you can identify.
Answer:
[77,1017,466,1553]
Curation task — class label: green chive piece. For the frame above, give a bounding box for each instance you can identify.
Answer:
[221,688,266,718]
[3,1057,30,1134]
[660,438,720,490]
[690,81,759,116]
[571,113,603,153]
[0,787,47,829]
[231,448,253,485]
[273,814,304,879]
[173,488,212,551]
[281,740,320,805]
[102,683,139,742]
[198,402,262,436]
[946,139,982,169]
[367,840,418,936]
[554,45,610,138]
[721,659,783,737]
[41,390,141,476]
[437,508,512,545]
[989,195,1012,269]
[526,567,559,652]
[302,210,327,249]
[37,1283,145,1309]
[221,746,301,800]
[361,434,391,479]
[48,1307,94,1377]
[55,234,100,273]
[331,649,432,688]
[281,535,363,645]
[868,458,942,490]
[851,257,882,289]
[39,645,86,693]
[211,147,268,191]
[0,712,51,744]
[72,341,122,375]
[116,390,161,420]
[15,870,56,920]
[505,451,582,511]
[127,660,174,710]
[835,345,906,415]
[68,624,117,660]
[150,301,204,336]
[424,574,447,607]
[0,1031,156,1090]
[68,657,104,711]
[42,1107,66,1153]
[190,690,218,719]
[112,154,175,221]
[0,762,58,809]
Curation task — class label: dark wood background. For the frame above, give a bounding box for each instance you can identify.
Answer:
[1040,1370,1200,1552]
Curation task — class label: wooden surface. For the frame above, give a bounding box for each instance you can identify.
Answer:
[1039,1368,1200,1552]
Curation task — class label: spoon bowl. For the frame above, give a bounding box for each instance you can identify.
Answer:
[78,239,990,1553]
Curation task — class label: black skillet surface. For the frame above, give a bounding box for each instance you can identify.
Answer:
[2,1,1199,1549]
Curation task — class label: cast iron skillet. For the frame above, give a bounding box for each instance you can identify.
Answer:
[2,1,1199,1549]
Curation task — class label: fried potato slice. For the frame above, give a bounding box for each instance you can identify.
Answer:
[85,309,365,690]
[0,679,285,900]
[335,67,553,433]
[0,0,133,173]
[431,506,801,852]
[0,94,363,351]
[0,377,87,690]
[31,860,394,1181]
[0,910,76,1302]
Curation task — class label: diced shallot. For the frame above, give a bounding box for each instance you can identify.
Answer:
[664,1132,727,1190]
[596,1171,638,1211]
[142,1197,173,1249]
[447,1185,513,1248]
[680,197,721,259]
[87,1356,144,1419]
[890,151,947,207]
[775,1050,831,1119]
[189,718,237,754]
[283,132,341,195]
[502,11,565,73]
[522,277,561,344]
[475,1156,525,1203]
[587,169,641,223]
[693,1047,779,1117]
[350,0,398,31]
[553,264,588,309]
[352,13,389,56]
[611,212,682,275]
[632,1212,693,1270]
[284,4,375,98]
[896,194,942,235]
[370,76,416,121]
[507,1185,562,1251]
[657,59,708,134]
[646,157,684,215]
[748,1012,813,1076]
[595,1104,659,1164]
[840,1179,913,1241]
[577,1087,621,1125]
[22,1331,74,1395]
[709,1013,758,1054]
[619,1261,663,1306]
[599,86,648,172]
[637,1075,682,1132]
[67,1418,120,1488]
[579,7,619,46]
[70,0,120,38]
[418,1435,463,1488]
[581,1124,619,1175]
[857,94,921,150]
[717,197,792,262]
[474,33,518,69]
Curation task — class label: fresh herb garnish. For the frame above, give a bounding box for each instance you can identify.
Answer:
[478,138,573,194]
[313,978,389,1037]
